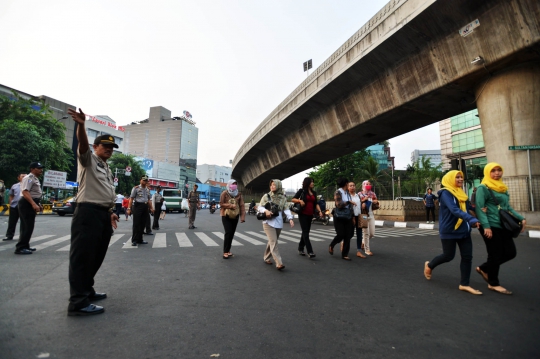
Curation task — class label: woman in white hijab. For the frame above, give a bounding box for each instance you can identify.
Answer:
[219,179,245,259]
[358,180,378,256]
[258,179,294,270]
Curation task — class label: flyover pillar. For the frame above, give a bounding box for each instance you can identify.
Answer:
[476,62,540,177]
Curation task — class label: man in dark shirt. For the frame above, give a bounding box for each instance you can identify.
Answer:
[423,188,438,223]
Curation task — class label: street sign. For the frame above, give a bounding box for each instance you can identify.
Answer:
[114,178,118,182]
[43,170,67,188]
[126,166,132,172]
[114,182,118,187]
[509,145,540,150]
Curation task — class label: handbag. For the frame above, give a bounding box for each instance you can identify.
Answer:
[333,191,353,221]
[358,208,369,228]
[289,190,304,214]
[371,201,380,211]
[486,188,522,238]
[224,194,239,219]
[257,194,279,220]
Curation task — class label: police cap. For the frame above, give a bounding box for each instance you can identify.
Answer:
[141,175,149,181]
[29,162,44,169]
[94,135,119,148]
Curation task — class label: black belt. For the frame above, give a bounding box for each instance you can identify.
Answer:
[77,203,111,212]
[134,202,148,206]
[32,198,41,204]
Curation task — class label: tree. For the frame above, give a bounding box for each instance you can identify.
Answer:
[358,156,390,197]
[108,153,147,195]
[0,93,73,186]
[309,150,370,193]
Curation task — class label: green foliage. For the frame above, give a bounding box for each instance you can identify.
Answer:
[0,93,73,186]
[358,156,391,196]
[308,150,370,193]
[108,153,146,195]
[401,156,443,196]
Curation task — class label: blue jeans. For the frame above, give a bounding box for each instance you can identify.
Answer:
[428,236,473,286]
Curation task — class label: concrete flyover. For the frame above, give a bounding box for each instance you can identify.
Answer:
[232,0,540,191]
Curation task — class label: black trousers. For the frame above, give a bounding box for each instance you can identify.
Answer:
[68,203,112,311]
[115,203,122,217]
[5,205,20,239]
[132,203,148,243]
[152,207,162,229]
[330,218,353,258]
[426,206,436,221]
[145,208,152,233]
[428,236,473,286]
[478,227,517,286]
[222,215,239,253]
[298,213,314,253]
[16,198,37,251]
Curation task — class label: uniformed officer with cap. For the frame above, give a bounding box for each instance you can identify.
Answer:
[151,186,163,230]
[187,184,200,229]
[66,108,119,316]
[128,175,154,245]
[15,162,44,254]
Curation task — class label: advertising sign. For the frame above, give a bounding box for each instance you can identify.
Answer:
[43,170,67,188]
[85,115,125,132]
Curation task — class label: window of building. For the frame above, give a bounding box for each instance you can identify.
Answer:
[87,129,99,138]
[452,129,484,153]
[451,109,480,132]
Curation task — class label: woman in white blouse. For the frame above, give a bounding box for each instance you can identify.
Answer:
[258,179,294,270]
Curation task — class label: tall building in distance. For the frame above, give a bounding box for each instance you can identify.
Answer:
[197,164,232,184]
[123,106,198,190]
[366,144,394,170]
[410,149,442,168]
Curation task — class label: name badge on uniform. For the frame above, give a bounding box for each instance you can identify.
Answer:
[97,162,105,168]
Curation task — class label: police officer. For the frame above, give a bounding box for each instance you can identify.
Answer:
[3,173,25,241]
[128,175,154,245]
[15,163,44,254]
[66,108,119,316]
[187,184,200,229]
[151,186,163,230]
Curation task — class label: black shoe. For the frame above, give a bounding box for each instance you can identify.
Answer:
[144,232,154,235]
[89,293,107,301]
[188,226,194,229]
[14,249,32,255]
[131,242,137,246]
[27,247,36,252]
[192,226,197,229]
[68,304,104,316]
[2,237,13,241]
[139,241,148,245]
[308,253,316,258]
[298,251,306,256]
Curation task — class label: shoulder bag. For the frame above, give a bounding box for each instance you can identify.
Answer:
[257,194,280,220]
[289,190,304,214]
[333,191,353,221]
[224,193,239,219]
[486,187,522,238]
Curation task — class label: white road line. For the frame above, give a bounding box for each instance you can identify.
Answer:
[152,233,167,248]
[233,232,265,245]
[194,232,219,246]
[176,233,193,247]
[244,231,269,241]
[108,234,125,247]
[394,222,407,228]
[270,232,295,243]
[122,237,137,249]
[212,232,243,246]
[290,230,327,241]
[34,235,71,251]
[0,234,55,251]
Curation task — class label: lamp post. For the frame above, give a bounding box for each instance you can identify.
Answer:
[388,159,395,200]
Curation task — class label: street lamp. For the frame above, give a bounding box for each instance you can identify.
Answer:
[388,159,395,200]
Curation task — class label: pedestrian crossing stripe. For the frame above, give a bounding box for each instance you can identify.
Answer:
[0,227,437,253]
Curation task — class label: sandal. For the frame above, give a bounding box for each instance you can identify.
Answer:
[459,285,482,295]
[488,286,513,295]
[342,257,351,261]
[476,267,489,284]
[227,252,234,257]
[328,246,334,255]
[356,251,366,258]
[277,265,285,270]
[424,261,431,280]
[365,250,373,256]
[264,260,272,265]
[223,253,229,259]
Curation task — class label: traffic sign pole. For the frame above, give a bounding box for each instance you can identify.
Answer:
[509,145,538,211]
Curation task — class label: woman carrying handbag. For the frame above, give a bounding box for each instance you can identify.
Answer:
[291,177,323,259]
[358,180,378,256]
[475,163,526,295]
[220,180,245,259]
[329,177,355,261]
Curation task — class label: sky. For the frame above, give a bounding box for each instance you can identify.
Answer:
[0,0,441,188]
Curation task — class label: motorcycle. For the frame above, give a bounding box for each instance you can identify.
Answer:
[312,209,330,226]
[247,204,257,215]
[209,204,216,214]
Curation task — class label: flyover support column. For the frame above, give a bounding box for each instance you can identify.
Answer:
[476,62,540,212]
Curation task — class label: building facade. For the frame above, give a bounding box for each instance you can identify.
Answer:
[197,164,232,184]
[410,149,442,168]
[366,144,394,171]
[123,106,199,190]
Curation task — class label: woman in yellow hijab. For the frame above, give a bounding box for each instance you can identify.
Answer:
[474,163,525,295]
[424,170,482,295]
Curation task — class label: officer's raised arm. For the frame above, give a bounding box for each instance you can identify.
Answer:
[68,108,89,154]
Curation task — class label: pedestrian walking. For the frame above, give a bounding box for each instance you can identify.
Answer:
[423,188,438,223]
[259,179,293,270]
[358,180,378,256]
[3,173,25,241]
[187,184,200,229]
[0,179,5,206]
[475,162,526,295]
[291,177,322,259]
[121,194,130,221]
[66,108,119,316]
[15,162,44,255]
[329,177,355,260]
[114,193,124,217]
[151,186,163,230]
[423,170,482,295]
[220,180,245,259]
[347,182,366,258]
[128,176,154,246]
[160,200,167,220]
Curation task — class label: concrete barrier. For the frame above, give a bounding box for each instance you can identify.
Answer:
[1,204,54,215]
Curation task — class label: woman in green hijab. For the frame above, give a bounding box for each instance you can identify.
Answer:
[258,179,295,270]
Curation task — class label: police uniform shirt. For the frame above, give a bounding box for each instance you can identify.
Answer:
[151,192,163,209]
[188,191,199,204]
[130,185,151,203]
[76,149,116,207]
[9,183,22,208]
[21,173,43,199]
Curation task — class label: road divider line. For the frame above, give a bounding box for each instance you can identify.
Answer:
[233,232,265,245]
[34,235,71,251]
[194,232,219,246]
[176,233,193,247]
[109,234,124,247]
[212,232,243,246]
[152,233,167,248]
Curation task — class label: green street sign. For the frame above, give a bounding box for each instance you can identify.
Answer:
[508,145,540,150]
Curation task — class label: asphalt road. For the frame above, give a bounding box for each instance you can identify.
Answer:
[0,211,539,359]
